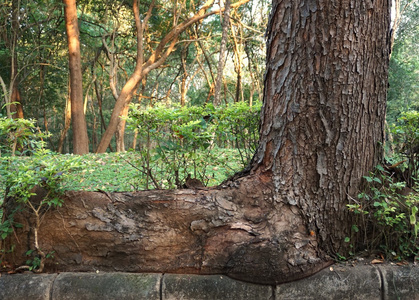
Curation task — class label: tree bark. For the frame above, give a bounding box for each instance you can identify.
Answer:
[8,0,24,119]
[213,0,231,106]
[57,87,71,154]
[4,0,391,285]
[252,0,390,254]
[64,0,90,154]
[230,17,243,103]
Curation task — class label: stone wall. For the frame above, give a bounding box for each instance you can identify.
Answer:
[1,264,418,299]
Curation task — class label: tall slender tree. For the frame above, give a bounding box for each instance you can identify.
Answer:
[213,0,232,106]
[64,0,89,154]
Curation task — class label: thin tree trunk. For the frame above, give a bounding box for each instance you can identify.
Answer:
[57,85,72,154]
[230,17,243,103]
[115,100,131,152]
[64,0,90,154]
[213,0,231,106]
[180,42,191,106]
[9,0,24,119]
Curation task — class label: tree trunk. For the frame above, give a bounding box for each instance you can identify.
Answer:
[115,103,131,152]
[64,0,90,154]
[230,17,243,103]
[8,0,24,119]
[57,89,71,154]
[4,0,390,285]
[10,86,24,119]
[180,42,192,107]
[213,0,231,106]
[251,0,390,254]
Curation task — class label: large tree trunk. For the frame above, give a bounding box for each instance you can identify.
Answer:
[4,0,390,285]
[252,0,390,254]
[64,0,90,154]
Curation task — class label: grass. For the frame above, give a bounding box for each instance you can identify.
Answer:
[0,147,247,208]
[55,147,246,192]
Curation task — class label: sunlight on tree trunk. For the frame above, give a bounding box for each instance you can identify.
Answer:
[64,0,89,154]
[213,0,231,106]
[57,84,72,154]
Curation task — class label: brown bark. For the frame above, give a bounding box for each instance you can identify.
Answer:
[213,0,231,106]
[180,42,192,106]
[10,86,24,119]
[7,176,329,284]
[252,0,390,254]
[57,86,71,154]
[4,0,390,285]
[64,0,90,154]
[230,17,243,103]
[115,102,130,152]
[8,0,24,119]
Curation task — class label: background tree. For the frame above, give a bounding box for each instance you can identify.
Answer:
[213,0,231,106]
[1,0,266,153]
[95,0,251,153]
[387,0,419,123]
[64,0,90,154]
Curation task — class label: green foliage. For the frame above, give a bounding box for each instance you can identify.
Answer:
[1,150,83,205]
[0,119,82,271]
[0,117,49,156]
[390,111,419,187]
[25,249,55,271]
[126,102,261,189]
[347,165,419,260]
[387,1,419,123]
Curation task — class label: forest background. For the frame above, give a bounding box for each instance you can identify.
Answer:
[0,0,418,189]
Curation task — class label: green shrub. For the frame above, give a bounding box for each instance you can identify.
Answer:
[0,118,82,272]
[390,111,419,187]
[0,117,49,156]
[347,165,419,260]
[126,102,261,189]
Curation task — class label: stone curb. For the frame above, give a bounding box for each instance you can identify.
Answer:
[1,265,418,300]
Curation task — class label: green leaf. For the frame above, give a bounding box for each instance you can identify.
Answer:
[351,225,359,233]
[364,176,373,183]
[376,165,385,172]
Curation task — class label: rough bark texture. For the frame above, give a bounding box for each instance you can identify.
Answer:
[3,0,390,285]
[6,176,329,284]
[252,0,390,254]
[64,0,90,154]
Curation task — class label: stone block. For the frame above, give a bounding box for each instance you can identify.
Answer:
[380,265,419,300]
[0,273,57,300]
[51,272,161,300]
[275,265,381,300]
[162,274,273,300]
